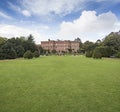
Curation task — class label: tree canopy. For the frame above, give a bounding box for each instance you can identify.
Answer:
[0,34,37,60]
[81,31,120,58]
[0,31,120,60]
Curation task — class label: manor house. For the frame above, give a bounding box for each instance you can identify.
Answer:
[41,39,80,53]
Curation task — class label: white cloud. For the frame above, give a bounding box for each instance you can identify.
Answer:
[8,2,31,17]
[0,11,12,19]
[0,24,49,44]
[21,0,120,17]
[97,0,120,2]
[22,0,83,16]
[7,0,120,18]
[58,11,120,42]
[22,10,31,17]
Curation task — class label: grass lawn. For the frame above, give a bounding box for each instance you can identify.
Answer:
[0,56,120,112]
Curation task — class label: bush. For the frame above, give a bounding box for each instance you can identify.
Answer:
[116,52,120,58]
[96,46,112,57]
[6,48,17,59]
[85,51,93,57]
[93,48,102,59]
[15,45,25,57]
[0,42,17,59]
[23,50,33,59]
[51,49,57,54]
[33,51,40,58]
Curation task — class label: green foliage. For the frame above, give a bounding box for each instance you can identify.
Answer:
[23,41,37,52]
[96,46,112,57]
[37,45,46,55]
[93,48,102,59]
[83,41,96,52]
[23,35,37,52]
[0,42,17,59]
[103,32,120,54]
[15,45,25,57]
[27,34,34,43]
[116,52,120,58]
[74,37,82,52]
[82,31,120,58]
[0,31,120,60]
[0,35,37,60]
[85,51,93,57]
[7,35,37,52]
[33,51,40,58]
[23,50,33,59]
[0,37,7,46]
[51,49,57,54]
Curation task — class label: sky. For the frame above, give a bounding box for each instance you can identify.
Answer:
[0,0,120,44]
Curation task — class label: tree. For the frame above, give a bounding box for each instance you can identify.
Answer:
[74,37,82,53]
[37,45,45,55]
[85,51,93,57]
[74,37,81,42]
[96,46,112,57]
[33,51,40,58]
[23,35,37,52]
[27,34,34,43]
[0,42,17,59]
[0,35,38,60]
[92,48,102,59]
[96,39,101,44]
[102,32,120,54]
[82,41,96,52]
[15,45,25,57]
[51,49,57,54]
[23,41,37,52]
[23,50,33,59]
[116,52,120,58]
[0,37,7,47]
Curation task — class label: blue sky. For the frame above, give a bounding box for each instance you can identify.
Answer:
[0,0,120,43]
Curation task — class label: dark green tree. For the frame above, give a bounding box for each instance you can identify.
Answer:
[23,35,37,52]
[83,41,96,52]
[96,46,112,57]
[102,32,120,54]
[85,51,93,57]
[116,52,120,58]
[0,42,17,59]
[92,47,102,59]
[15,45,25,57]
[27,34,34,43]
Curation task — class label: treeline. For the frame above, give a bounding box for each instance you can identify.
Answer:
[81,31,120,58]
[0,31,120,60]
[0,34,41,60]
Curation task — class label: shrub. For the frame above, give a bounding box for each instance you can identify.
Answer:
[116,52,120,58]
[7,48,17,59]
[33,51,40,58]
[51,49,57,54]
[15,45,25,57]
[23,50,33,59]
[96,46,112,57]
[0,42,17,59]
[93,48,102,59]
[85,51,93,57]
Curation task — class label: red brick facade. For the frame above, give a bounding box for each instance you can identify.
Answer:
[41,40,80,53]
